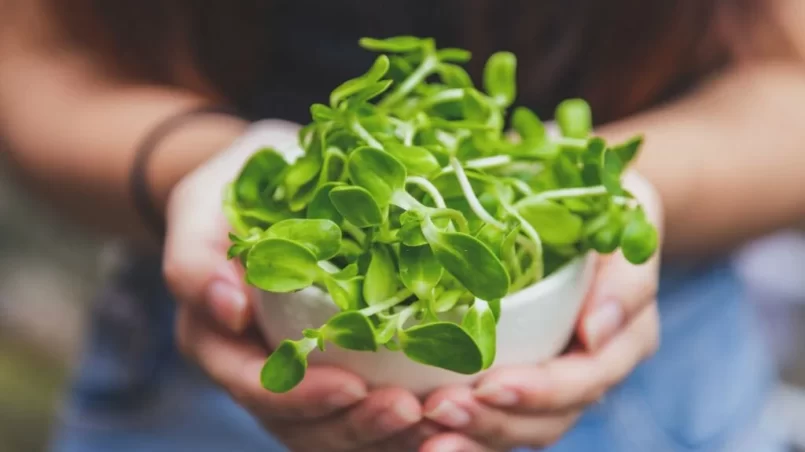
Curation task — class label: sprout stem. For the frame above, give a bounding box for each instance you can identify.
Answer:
[350,118,384,150]
[529,185,608,202]
[361,289,414,317]
[379,57,438,109]
[449,157,506,229]
[406,176,446,208]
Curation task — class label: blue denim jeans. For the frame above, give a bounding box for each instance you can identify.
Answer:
[49,254,788,452]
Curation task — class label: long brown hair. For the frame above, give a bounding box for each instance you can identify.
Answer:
[51,0,775,123]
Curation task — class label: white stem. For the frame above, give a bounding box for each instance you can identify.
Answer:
[406,177,446,208]
[440,155,512,174]
[361,289,414,317]
[351,119,384,150]
[449,157,506,229]
[526,185,608,203]
[505,206,544,282]
[390,190,425,211]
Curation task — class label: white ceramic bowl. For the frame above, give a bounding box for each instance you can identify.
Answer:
[256,253,596,395]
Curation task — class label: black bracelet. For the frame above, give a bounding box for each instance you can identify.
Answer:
[129,104,243,241]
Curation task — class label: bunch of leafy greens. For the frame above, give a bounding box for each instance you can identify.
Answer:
[224,36,658,393]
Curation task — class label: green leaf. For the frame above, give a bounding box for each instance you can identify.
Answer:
[329,186,384,228]
[600,148,625,195]
[612,135,644,166]
[433,289,465,313]
[483,51,517,107]
[330,55,391,107]
[323,268,363,311]
[438,64,473,88]
[234,148,288,207]
[363,244,399,306]
[320,147,347,184]
[284,154,321,200]
[308,182,345,224]
[488,298,501,322]
[512,107,546,143]
[437,48,472,62]
[348,80,394,106]
[359,36,424,53]
[556,98,592,139]
[311,103,336,123]
[462,299,497,369]
[260,339,314,393]
[620,215,658,264]
[398,244,443,299]
[474,224,507,258]
[517,198,583,246]
[246,239,319,292]
[266,219,342,261]
[347,147,407,206]
[385,144,441,176]
[322,311,377,351]
[423,221,509,300]
[400,322,484,374]
[463,88,488,122]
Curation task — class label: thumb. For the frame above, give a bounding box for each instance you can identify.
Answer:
[162,119,303,333]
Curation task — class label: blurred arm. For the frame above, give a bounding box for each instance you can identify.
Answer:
[0,1,248,244]
[598,1,805,257]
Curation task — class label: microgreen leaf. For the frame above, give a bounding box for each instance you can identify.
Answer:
[385,144,441,176]
[400,322,484,374]
[516,198,583,246]
[438,64,474,88]
[359,36,424,53]
[246,239,319,293]
[600,147,625,195]
[422,219,509,300]
[233,148,289,207]
[363,244,399,306]
[323,266,363,311]
[556,98,592,139]
[329,186,384,228]
[612,135,644,166]
[307,182,345,224]
[330,55,391,107]
[398,244,443,299]
[483,51,517,107]
[322,312,377,351]
[462,299,497,369]
[512,107,546,143]
[347,147,407,206]
[284,154,321,200]
[260,338,315,393]
[266,219,342,261]
[437,48,472,62]
[620,213,659,264]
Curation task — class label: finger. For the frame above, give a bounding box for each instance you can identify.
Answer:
[162,119,303,332]
[420,433,493,452]
[281,387,422,452]
[357,421,443,452]
[423,386,578,450]
[578,171,664,350]
[474,305,659,412]
[177,307,368,420]
[578,249,659,351]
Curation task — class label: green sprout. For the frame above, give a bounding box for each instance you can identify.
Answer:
[224,36,659,393]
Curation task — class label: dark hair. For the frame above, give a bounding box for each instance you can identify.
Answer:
[52,0,772,123]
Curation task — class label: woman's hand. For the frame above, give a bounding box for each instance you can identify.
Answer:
[161,120,426,452]
[419,172,663,452]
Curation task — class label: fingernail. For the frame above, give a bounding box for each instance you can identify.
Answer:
[473,383,519,407]
[326,383,367,409]
[424,400,471,428]
[376,400,421,433]
[584,301,624,350]
[207,280,247,332]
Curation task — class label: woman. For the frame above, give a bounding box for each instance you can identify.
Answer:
[1,1,802,451]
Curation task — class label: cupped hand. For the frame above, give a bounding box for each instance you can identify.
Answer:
[419,172,664,452]
[161,120,427,452]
